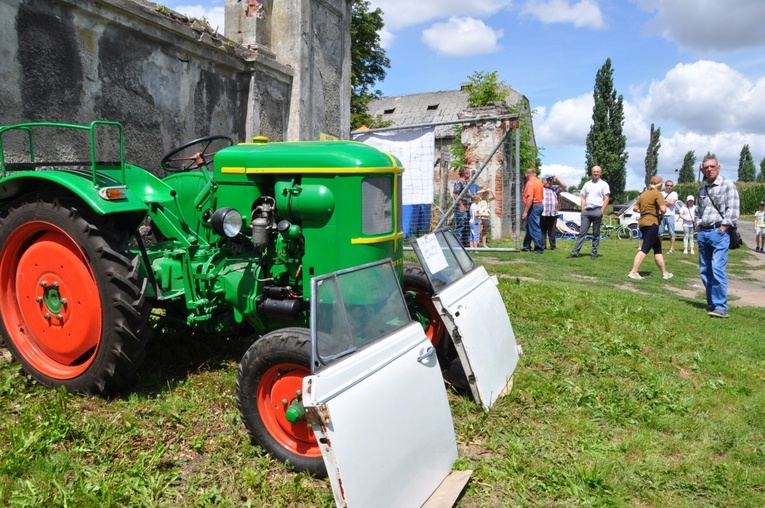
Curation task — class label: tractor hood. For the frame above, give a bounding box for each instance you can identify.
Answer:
[214,140,404,176]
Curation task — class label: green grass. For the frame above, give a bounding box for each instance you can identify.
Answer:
[2,237,764,507]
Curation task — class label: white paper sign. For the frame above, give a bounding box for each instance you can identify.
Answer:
[416,234,448,274]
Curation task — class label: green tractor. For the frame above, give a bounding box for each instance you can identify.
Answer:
[0,121,446,475]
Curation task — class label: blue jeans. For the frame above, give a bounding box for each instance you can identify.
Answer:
[697,228,730,312]
[523,203,544,252]
[454,208,469,247]
[659,215,676,237]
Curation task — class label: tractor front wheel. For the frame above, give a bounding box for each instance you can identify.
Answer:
[236,328,326,477]
[0,195,151,395]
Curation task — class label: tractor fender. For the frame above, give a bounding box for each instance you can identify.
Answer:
[0,169,168,215]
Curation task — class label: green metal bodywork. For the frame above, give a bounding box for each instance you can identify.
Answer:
[0,121,405,334]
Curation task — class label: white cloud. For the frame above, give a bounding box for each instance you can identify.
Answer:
[635,0,765,52]
[522,0,604,29]
[421,17,503,56]
[169,4,225,33]
[537,83,765,191]
[369,0,511,31]
[624,130,765,188]
[622,101,648,147]
[534,94,593,146]
[379,29,396,50]
[539,162,588,187]
[635,60,765,136]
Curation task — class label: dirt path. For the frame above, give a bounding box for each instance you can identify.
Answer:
[726,222,765,307]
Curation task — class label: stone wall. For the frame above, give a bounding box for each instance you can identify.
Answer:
[0,0,351,172]
[459,104,516,239]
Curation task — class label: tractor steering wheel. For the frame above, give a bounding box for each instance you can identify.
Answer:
[160,135,234,173]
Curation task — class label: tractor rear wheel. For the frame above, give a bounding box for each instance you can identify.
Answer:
[0,195,151,395]
[236,328,326,477]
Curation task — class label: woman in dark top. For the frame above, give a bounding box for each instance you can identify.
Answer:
[628,176,673,280]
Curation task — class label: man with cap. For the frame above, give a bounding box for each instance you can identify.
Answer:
[755,201,765,252]
[540,174,567,250]
[678,195,696,254]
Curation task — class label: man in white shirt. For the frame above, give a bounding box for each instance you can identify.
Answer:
[659,180,678,253]
[568,166,611,259]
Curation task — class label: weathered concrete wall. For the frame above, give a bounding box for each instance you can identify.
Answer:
[1,0,352,171]
[0,0,291,171]
[268,0,352,141]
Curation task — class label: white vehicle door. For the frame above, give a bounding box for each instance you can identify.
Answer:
[412,230,521,411]
[303,260,458,508]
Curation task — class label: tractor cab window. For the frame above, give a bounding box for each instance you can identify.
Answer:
[361,176,392,235]
[311,260,410,370]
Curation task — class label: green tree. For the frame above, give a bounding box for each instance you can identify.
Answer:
[462,70,509,107]
[451,71,540,172]
[585,58,628,201]
[449,125,466,170]
[509,105,542,172]
[758,155,765,183]
[643,125,660,189]
[677,150,696,184]
[738,144,756,182]
[350,1,391,130]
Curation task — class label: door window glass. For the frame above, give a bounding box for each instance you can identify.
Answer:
[312,261,410,369]
[411,229,476,291]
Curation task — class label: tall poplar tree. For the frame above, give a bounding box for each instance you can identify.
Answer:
[677,150,696,184]
[758,155,765,183]
[350,1,390,130]
[643,125,660,189]
[738,144,756,182]
[585,58,628,200]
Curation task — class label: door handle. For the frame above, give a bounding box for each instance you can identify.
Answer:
[417,346,436,363]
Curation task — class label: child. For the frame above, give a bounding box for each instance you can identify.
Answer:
[755,201,765,252]
[679,195,696,254]
[476,189,494,248]
[469,194,480,248]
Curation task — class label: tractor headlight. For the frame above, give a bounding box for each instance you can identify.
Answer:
[211,207,243,237]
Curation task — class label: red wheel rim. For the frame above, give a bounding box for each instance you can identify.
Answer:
[256,363,320,458]
[0,222,102,379]
[409,288,445,347]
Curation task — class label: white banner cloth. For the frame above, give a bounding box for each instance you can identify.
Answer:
[354,128,435,205]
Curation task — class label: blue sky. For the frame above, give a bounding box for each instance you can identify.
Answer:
[167,0,765,193]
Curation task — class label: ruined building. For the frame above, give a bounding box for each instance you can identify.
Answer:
[365,86,536,240]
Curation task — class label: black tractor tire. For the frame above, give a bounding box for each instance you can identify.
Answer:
[236,328,327,477]
[402,262,455,367]
[0,195,151,395]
